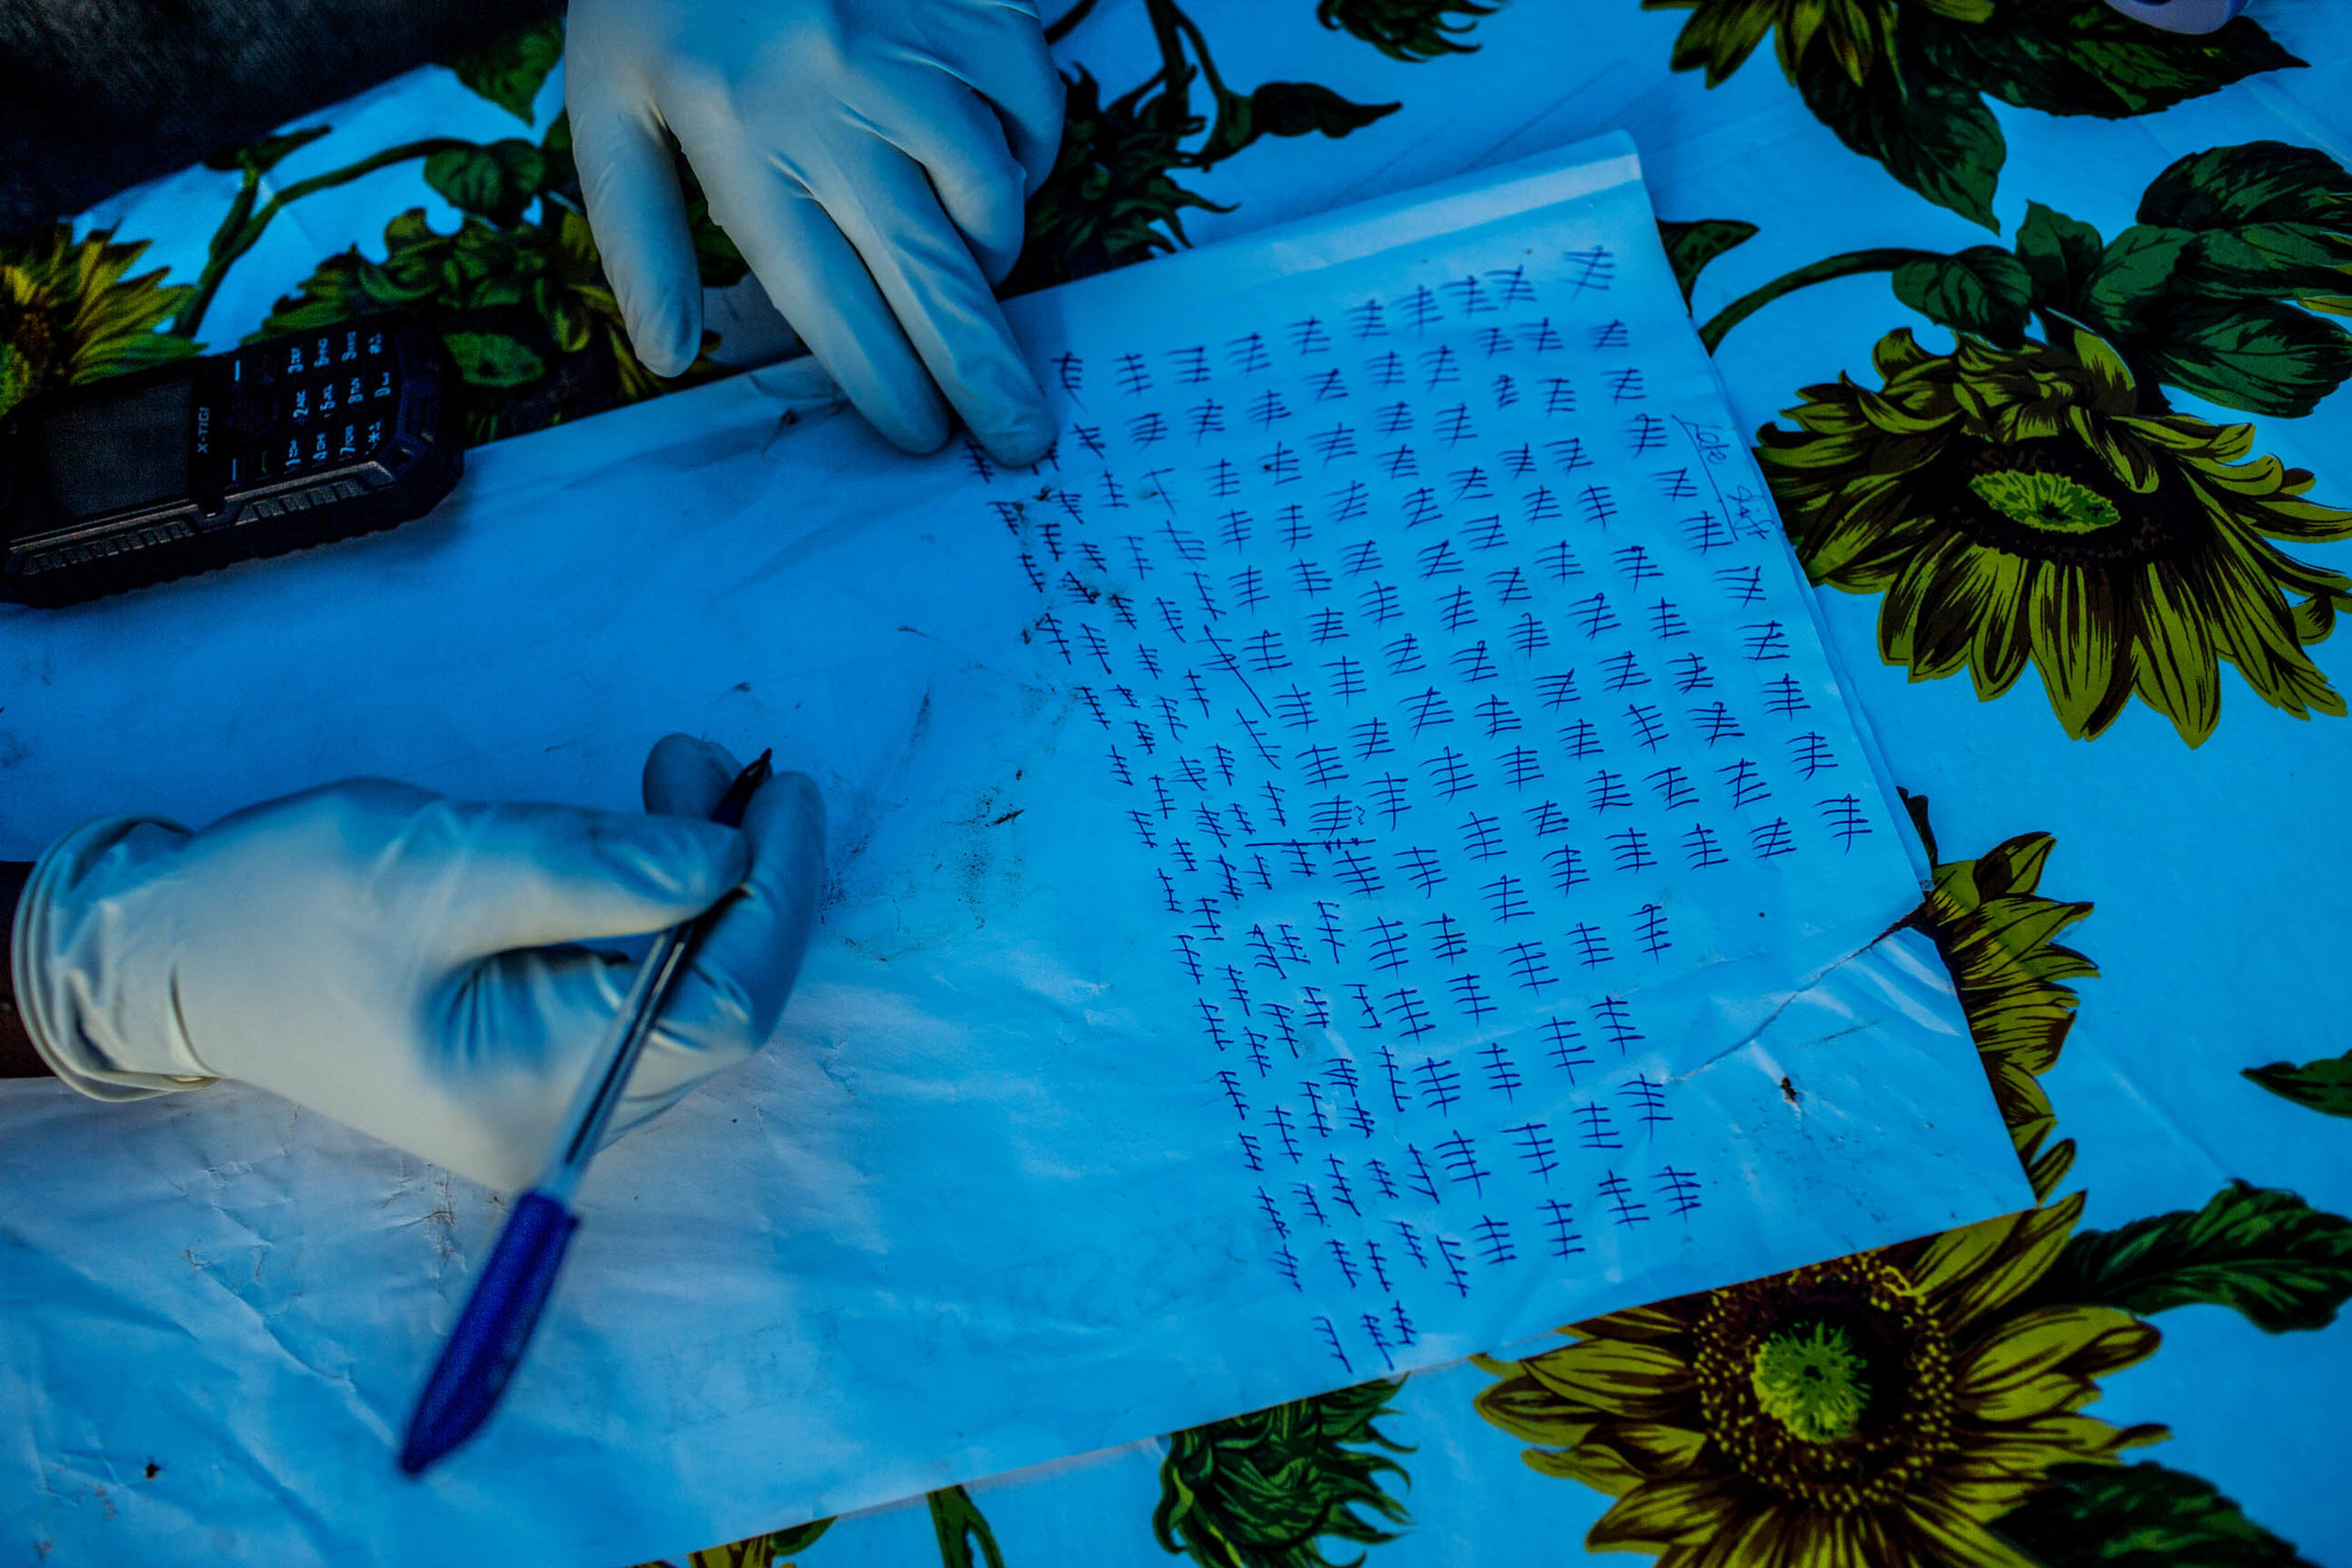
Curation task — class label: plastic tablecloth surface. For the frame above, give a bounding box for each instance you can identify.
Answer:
[5,2,2350,1566]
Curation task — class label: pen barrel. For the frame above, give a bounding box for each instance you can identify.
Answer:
[534,752,771,1202]
[399,1191,579,1475]
[538,927,695,1203]
[399,750,771,1472]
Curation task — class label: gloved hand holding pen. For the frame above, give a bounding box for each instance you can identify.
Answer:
[564,0,1065,466]
[6,736,825,1192]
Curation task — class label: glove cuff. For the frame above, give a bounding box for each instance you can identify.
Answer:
[11,815,217,1101]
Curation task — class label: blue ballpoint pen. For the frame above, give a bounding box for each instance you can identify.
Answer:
[399,750,774,1476]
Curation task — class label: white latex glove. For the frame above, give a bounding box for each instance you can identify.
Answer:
[10,736,825,1192]
[2100,0,2247,33]
[565,0,1063,465]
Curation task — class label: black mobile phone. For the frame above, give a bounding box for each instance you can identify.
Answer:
[0,321,461,606]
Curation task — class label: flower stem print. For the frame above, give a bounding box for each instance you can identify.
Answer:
[169,18,574,348]
[3,1,1451,443]
[255,109,752,442]
[1153,1378,1411,1568]
[1641,0,2299,227]
[1721,144,2352,745]
[168,131,475,343]
[1698,246,1933,354]
[1705,142,2352,419]
[928,1485,1006,1568]
[1657,216,1759,306]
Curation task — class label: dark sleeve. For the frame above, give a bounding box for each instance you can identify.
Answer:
[0,861,52,1079]
[1,0,564,242]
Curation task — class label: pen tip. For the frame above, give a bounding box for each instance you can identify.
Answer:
[394,1192,578,1480]
[398,1415,458,1476]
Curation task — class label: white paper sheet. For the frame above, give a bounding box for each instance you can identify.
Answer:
[0,135,2031,1566]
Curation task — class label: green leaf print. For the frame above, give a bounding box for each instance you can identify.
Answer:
[423,140,549,226]
[1995,1461,2322,1568]
[1721,143,2352,420]
[1919,0,2297,119]
[448,15,567,124]
[2078,224,2196,339]
[2013,199,2105,313]
[1315,0,1500,62]
[441,329,548,387]
[1198,80,1399,163]
[1642,0,2302,228]
[2140,301,2352,419]
[1795,47,2003,230]
[2020,1180,2352,1333]
[2243,1051,2352,1119]
[1893,245,2034,343]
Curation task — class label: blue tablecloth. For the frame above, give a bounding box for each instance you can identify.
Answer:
[8,2,2349,1564]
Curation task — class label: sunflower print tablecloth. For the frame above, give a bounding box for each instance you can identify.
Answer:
[9,2,2351,1565]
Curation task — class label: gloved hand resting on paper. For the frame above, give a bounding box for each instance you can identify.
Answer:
[564,0,1064,465]
[8,736,824,1192]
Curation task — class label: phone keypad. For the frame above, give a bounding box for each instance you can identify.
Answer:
[202,325,402,494]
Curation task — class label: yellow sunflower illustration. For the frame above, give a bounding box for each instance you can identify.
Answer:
[0,225,199,420]
[1759,329,2352,746]
[1901,805,2093,1200]
[1473,1194,2165,1568]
